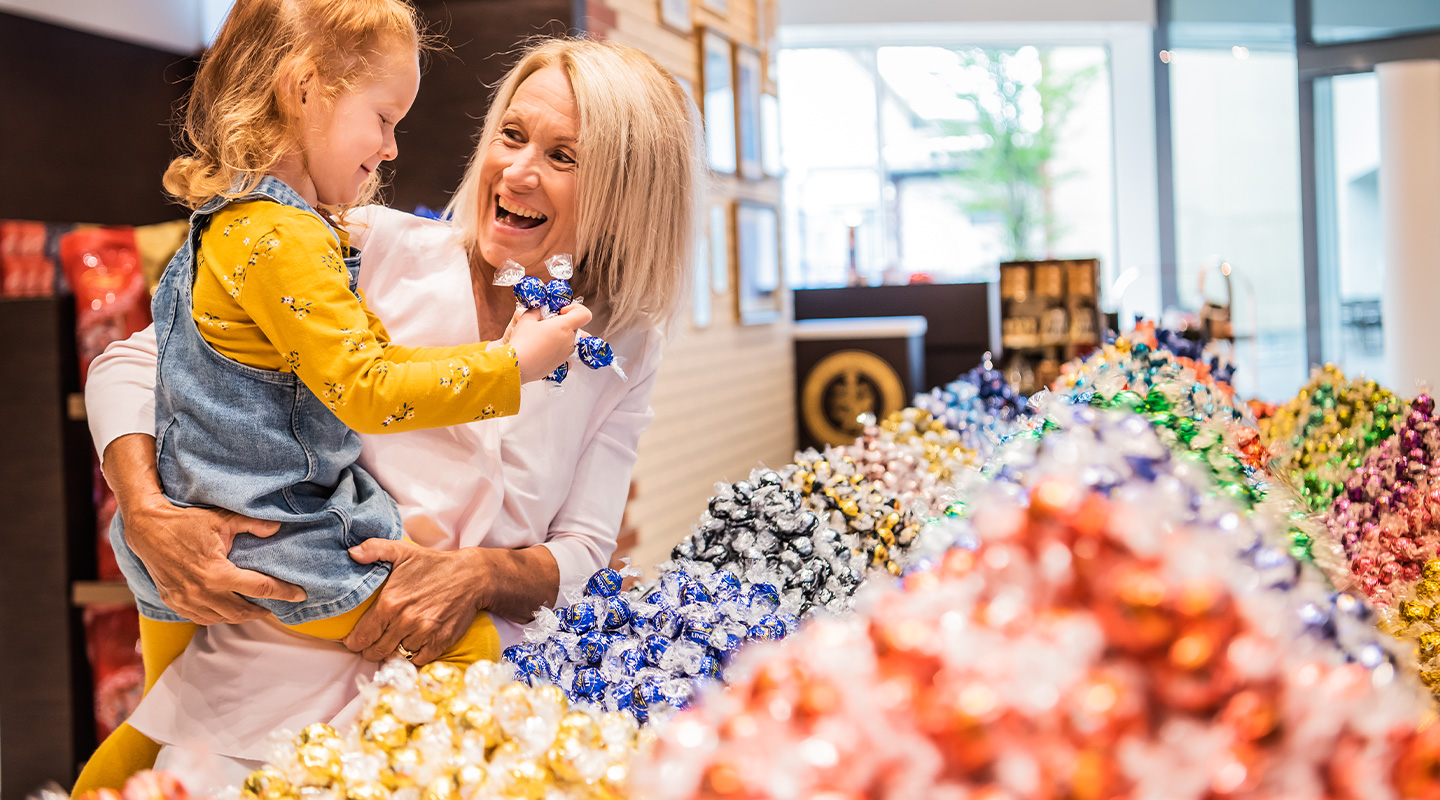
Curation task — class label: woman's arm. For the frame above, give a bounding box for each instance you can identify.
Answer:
[86,325,161,459]
[87,330,306,624]
[344,330,665,663]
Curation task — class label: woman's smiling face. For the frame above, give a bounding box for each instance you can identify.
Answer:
[474,65,580,273]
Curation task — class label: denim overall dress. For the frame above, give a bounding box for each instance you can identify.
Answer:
[111,177,402,625]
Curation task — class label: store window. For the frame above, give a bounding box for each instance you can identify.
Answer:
[1310,0,1440,45]
[1165,0,1306,401]
[778,43,1114,290]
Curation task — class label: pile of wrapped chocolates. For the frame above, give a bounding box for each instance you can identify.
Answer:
[911,358,1032,457]
[876,407,979,482]
[1073,387,1263,509]
[1325,393,1440,605]
[1151,325,1238,386]
[504,471,863,721]
[1320,393,1440,697]
[1045,331,1276,532]
[984,404,1395,668]
[670,471,865,617]
[791,415,981,576]
[1055,333,1246,430]
[634,478,1436,800]
[787,440,941,578]
[1262,365,1407,511]
[239,660,642,800]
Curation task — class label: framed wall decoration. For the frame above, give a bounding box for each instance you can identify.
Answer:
[735,45,763,180]
[659,0,692,34]
[756,0,776,75]
[699,28,736,174]
[701,0,728,14]
[760,92,781,177]
[709,202,729,294]
[735,199,781,324]
[692,225,712,328]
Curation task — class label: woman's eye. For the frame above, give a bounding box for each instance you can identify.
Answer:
[552,150,576,165]
[502,127,523,142]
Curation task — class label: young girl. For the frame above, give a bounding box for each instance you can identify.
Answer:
[76,0,588,791]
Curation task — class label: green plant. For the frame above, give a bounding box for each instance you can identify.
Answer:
[945,48,1100,260]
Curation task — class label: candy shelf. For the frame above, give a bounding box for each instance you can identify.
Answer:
[72,581,136,607]
[998,257,1102,393]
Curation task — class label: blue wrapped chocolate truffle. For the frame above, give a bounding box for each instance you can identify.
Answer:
[747,582,781,613]
[575,630,609,665]
[602,595,632,630]
[647,607,680,638]
[631,680,663,712]
[572,667,607,700]
[615,644,645,674]
[559,601,598,633]
[544,361,569,385]
[749,615,786,642]
[712,571,742,601]
[514,653,552,685]
[642,633,670,667]
[680,581,712,606]
[682,616,714,647]
[512,275,547,310]
[544,278,573,314]
[577,336,614,369]
[586,567,623,597]
[696,655,722,679]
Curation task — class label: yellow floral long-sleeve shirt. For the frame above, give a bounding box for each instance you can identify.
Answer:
[191,200,520,434]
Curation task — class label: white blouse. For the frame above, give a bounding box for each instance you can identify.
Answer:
[84,206,663,761]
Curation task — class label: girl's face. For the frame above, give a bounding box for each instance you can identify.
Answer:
[299,48,420,208]
[473,66,580,275]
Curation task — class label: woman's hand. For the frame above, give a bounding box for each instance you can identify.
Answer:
[344,538,561,665]
[103,433,307,625]
[343,539,489,664]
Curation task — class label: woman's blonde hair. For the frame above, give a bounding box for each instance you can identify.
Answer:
[164,0,424,211]
[448,38,704,334]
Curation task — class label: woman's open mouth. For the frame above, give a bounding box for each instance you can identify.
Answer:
[496,195,547,230]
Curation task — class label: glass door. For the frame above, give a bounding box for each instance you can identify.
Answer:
[1315,71,1385,382]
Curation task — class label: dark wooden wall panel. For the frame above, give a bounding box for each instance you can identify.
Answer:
[0,12,195,226]
[386,1,580,213]
[0,2,584,225]
[0,298,94,798]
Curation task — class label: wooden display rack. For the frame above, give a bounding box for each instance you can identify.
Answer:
[998,258,1101,394]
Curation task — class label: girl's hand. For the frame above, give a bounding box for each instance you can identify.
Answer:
[509,303,593,383]
[343,539,489,664]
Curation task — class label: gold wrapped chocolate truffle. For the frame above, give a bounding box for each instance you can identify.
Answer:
[241,767,295,800]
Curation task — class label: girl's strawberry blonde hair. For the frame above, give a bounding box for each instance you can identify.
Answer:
[164,0,424,212]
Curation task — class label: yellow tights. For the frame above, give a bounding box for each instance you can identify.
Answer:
[71,600,498,796]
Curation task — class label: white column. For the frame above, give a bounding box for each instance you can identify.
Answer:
[1378,60,1440,393]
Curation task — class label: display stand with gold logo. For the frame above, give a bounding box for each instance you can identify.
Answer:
[793,316,926,450]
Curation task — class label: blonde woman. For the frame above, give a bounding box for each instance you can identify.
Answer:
[83,37,700,790]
